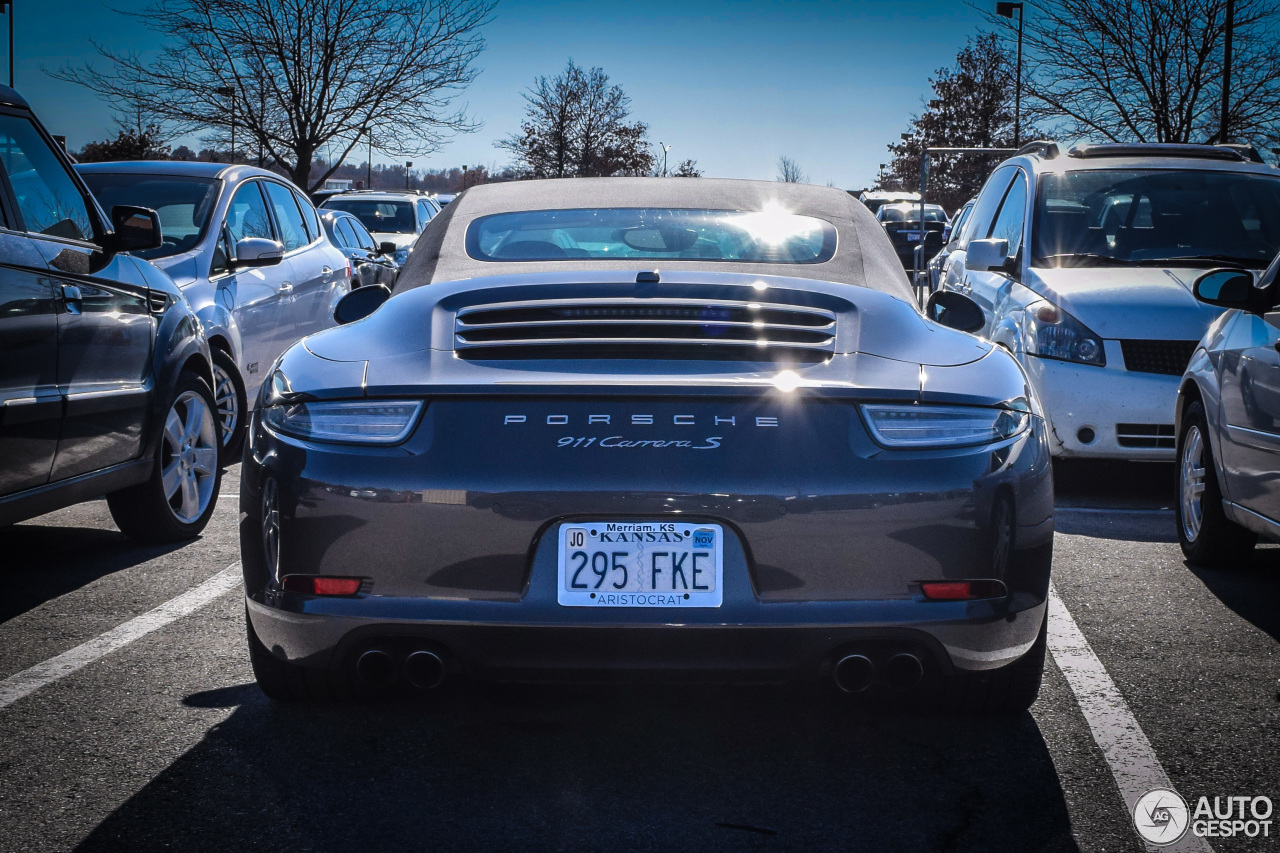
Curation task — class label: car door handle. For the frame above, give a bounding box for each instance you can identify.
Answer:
[278,281,293,293]
[321,266,333,282]
[62,283,83,314]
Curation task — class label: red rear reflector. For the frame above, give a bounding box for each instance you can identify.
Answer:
[921,581,972,600]
[281,575,362,596]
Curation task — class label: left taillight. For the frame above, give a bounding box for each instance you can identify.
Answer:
[263,400,423,444]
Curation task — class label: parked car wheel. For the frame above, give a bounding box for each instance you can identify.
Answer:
[211,348,247,463]
[1176,400,1256,566]
[107,372,222,542]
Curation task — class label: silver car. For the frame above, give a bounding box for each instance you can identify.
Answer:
[942,141,1280,460]
[1177,261,1280,565]
[77,162,352,460]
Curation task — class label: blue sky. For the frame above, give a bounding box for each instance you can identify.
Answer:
[15,0,994,188]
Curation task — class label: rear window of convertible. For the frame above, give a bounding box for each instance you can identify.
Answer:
[465,207,837,264]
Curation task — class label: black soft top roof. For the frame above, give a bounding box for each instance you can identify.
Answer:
[395,177,913,301]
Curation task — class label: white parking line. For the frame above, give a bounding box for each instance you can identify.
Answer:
[1055,506,1171,515]
[0,563,241,711]
[1048,584,1212,852]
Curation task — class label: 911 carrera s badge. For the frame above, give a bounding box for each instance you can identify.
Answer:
[503,414,779,426]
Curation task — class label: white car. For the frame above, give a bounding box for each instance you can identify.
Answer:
[941,141,1280,459]
[320,190,440,268]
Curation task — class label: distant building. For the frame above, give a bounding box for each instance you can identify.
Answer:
[323,178,354,191]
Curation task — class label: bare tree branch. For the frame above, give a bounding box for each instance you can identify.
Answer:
[49,0,495,191]
[977,0,1280,144]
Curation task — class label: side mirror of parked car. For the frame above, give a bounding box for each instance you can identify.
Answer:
[231,237,285,269]
[1193,268,1257,310]
[334,283,391,325]
[924,290,985,333]
[378,242,398,256]
[965,238,1013,274]
[106,205,163,253]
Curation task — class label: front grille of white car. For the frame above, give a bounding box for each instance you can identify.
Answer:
[454,298,838,362]
[1119,340,1197,376]
[1116,423,1176,449]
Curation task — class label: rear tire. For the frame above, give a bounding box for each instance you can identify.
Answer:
[1176,400,1256,566]
[107,372,221,543]
[246,607,348,702]
[952,610,1046,715]
[211,348,247,465]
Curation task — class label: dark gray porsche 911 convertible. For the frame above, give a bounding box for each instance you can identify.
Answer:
[240,178,1054,713]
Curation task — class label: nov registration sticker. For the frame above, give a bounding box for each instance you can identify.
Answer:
[557,522,724,608]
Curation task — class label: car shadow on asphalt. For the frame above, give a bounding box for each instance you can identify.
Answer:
[1187,548,1280,644]
[0,523,186,624]
[1052,460,1174,510]
[77,683,1081,853]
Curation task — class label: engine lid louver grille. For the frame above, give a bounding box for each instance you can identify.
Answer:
[455,298,838,362]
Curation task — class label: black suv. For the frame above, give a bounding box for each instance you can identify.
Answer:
[0,85,220,541]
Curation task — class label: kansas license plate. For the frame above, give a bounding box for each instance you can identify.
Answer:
[903,230,922,241]
[557,522,724,607]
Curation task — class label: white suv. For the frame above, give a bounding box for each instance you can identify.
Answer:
[941,141,1280,459]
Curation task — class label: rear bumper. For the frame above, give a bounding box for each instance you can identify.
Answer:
[247,596,1049,680]
[241,397,1054,680]
[1021,345,1180,459]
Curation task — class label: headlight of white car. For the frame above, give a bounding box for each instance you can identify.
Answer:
[1021,300,1105,366]
[861,404,1030,448]
[263,401,423,444]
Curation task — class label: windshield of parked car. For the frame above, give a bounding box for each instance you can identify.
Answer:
[323,199,417,234]
[465,207,837,263]
[78,172,219,260]
[1032,169,1280,268]
[879,205,947,224]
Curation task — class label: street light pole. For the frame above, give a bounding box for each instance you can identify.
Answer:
[1220,0,1235,143]
[996,2,1024,147]
[214,85,235,163]
[659,142,670,177]
[405,161,413,190]
[367,131,372,189]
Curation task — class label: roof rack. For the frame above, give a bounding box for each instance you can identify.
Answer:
[1066,142,1252,162]
[1217,143,1266,164]
[1016,140,1060,159]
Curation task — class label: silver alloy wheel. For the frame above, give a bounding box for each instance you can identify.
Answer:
[1180,425,1207,542]
[262,477,281,581]
[160,390,219,522]
[212,363,240,447]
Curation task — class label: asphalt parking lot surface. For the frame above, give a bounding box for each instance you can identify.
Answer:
[1,460,1277,852]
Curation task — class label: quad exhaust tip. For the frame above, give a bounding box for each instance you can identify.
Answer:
[833,651,924,693]
[833,654,875,694]
[356,648,396,688]
[404,649,447,690]
[883,652,924,691]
